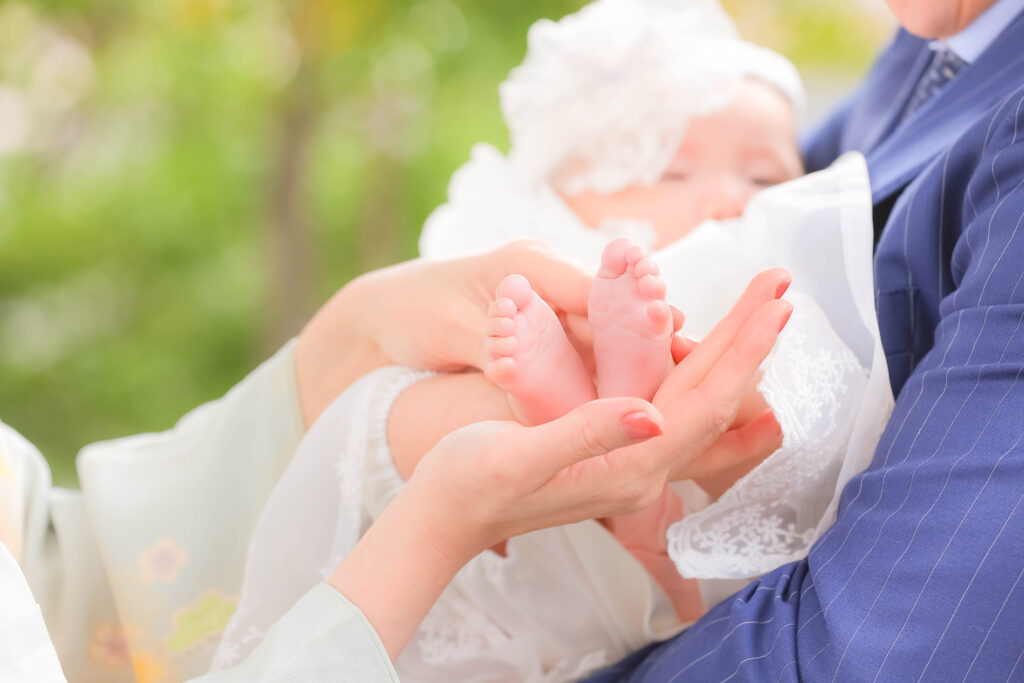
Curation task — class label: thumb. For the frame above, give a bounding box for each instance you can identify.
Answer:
[523,398,666,474]
[503,241,594,318]
[671,333,698,364]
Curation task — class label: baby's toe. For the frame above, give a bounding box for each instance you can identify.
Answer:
[485,357,518,386]
[646,300,671,328]
[488,296,518,320]
[598,238,632,278]
[484,335,518,359]
[638,274,667,301]
[496,274,534,310]
[485,315,517,338]
[633,256,659,279]
[625,244,648,269]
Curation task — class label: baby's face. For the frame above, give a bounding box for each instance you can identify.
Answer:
[561,80,804,249]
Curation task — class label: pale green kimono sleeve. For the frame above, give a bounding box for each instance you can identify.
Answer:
[1,341,378,681]
[194,584,399,682]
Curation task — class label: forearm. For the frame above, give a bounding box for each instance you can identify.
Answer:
[294,276,390,428]
[327,482,474,660]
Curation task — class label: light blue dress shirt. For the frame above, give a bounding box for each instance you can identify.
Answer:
[934,0,1024,62]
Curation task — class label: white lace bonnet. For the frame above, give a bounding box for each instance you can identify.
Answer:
[499,0,805,195]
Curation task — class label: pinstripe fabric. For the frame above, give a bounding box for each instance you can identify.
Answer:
[584,19,1024,683]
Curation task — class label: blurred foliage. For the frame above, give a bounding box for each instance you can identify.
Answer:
[0,0,892,484]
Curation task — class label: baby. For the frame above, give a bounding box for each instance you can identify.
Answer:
[389,0,805,619]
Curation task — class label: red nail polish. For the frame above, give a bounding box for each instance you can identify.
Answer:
[775,279,792,299]
[621,411,662,439]
[779,307,793,332]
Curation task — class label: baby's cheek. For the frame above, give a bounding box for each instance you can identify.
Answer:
[646,187,705,246]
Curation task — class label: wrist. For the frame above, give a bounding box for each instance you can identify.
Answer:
[328,483,475,659]
[400,476,490,566]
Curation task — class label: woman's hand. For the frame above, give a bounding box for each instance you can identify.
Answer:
[329,396,665,660]
[328,268,791,659]
[663,279,788,492]
[648,267,791,482]
[667,311,783,496]
[294,241,593,427]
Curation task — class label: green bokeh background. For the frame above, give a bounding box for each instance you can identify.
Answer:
[0,0,893,484]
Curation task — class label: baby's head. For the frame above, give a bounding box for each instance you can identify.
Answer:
[561,78,803,247]
[500,0,805,248]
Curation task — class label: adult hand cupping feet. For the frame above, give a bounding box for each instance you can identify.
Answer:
[654,267,791,482]
[328,396,666,659]
[329,264,790,660]
[480,237,787,488]
[483,238,680,426]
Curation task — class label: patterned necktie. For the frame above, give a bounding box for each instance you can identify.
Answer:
[898,45,968,124]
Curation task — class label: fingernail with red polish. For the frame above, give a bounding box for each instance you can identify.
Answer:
[778,307,793,332]
[621,411,662,439]
[775,279,792,299]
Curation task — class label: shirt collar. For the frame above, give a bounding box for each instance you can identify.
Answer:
[930,0,1024,63]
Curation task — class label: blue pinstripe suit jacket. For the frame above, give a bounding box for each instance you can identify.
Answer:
[585,15,1024,683]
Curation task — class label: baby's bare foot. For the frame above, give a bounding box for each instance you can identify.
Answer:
[590,238,674,400]
[484,274,596,426]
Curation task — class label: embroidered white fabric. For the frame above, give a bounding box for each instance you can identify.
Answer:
[499,0,804,195]
[657,153,895,579]
[215,366,686,680]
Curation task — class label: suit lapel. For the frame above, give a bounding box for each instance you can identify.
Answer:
[843,31,932,155]
[867,10,1024,203]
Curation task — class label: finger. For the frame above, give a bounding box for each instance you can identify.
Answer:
[649,299,790,485]
[670,305,685,333]
[660,268,790,394]
[563,312,593,348]
[690,299,792,440]
[500,241,594,318]
[671,333,698,364]
[676,410,782,484]
[730,372,769,428]
[522,397,666,475]
[562,313,596,376]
